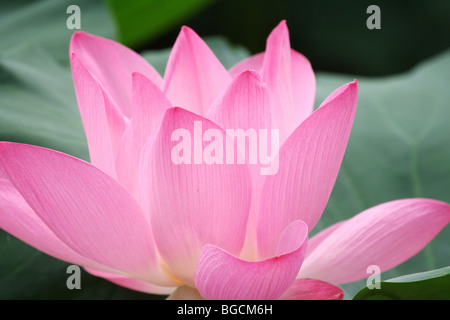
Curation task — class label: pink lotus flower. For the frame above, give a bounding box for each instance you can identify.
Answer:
[0,21,449,300]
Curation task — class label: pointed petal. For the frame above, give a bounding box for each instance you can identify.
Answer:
[116,73,171,197]
[85,268,175,295]
[195,220,308,300]
[261,20,295,140]
[70,53,118,179]
[290,50,315,125]
[206,70,272,260]
[229,49,314,128]
[0,142,173,286]
[131,73,172,147]
[139,107,252,286]
[257,81,358,259]
[206,70,271,130]
[163,27,231,115]
[279,279,344,300]
[299,198,450,284]
[70,31,162,117]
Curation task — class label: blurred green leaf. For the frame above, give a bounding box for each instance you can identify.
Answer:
[140,48,171,76]
[0,44,88,161]
[313,50,450,298]
[0,0,115,63]
[352,267,450,300]
[203,37,251,70]
[105,0,215,47]
[0,230,160,299]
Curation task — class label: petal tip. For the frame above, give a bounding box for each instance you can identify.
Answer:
[163,106,184,122]
[275,220,309,257]
[420,198,450,223]
[269,20,290,39]
[131,71,149,84]
[71,30,87,39]
[346,79,359,95]
[179,25,197,39]
[69,31,90,52]
[235,69,263,82]
[275,20,288,31]
[180,25,192,32]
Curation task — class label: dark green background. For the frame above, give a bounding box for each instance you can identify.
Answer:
[145,0,450,76]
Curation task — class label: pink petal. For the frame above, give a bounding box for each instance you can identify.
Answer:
[279,279,344,300]
[195,220,308,300]
[230,50,315,129]
[206,70,272,260]
[70,53,119,179]
[130,73,172,148]
[115,73,171,198]
[305,221,345,258]
[85,268,175,295]
[257,81,358,259]
[70,31,162,117]
[139,107,252,286]
[0,177,112,273]
[299,198,450,284]
[163,26,231,115]
[0,142,174,286]
[290,50,315,126]
[261,21,295,140]
[206,70,271,130]
[229,23,315,140]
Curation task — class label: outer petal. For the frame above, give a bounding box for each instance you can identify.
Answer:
[261,21,295,140]
[163,26,231,115]
[0,142,175,286]
[257,81,358,259]
[299,198,450,284]
[290,50,315,126]
[70,53,120,179]
[85,268,175,295]
[0,177,113,273]
[116,73,171,198]
[139,107,252,286]
[70,54,118,177]
[70,31,162,117]
[195,220,308,300]
[279,279,344,300]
